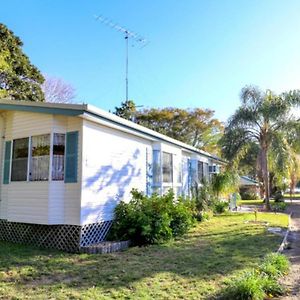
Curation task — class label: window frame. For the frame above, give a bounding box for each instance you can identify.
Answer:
[11,137,30,182]
[162,151,173,184]
[29,133,51,182]
[8,132,67,183]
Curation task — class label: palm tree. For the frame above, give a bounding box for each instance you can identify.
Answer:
[221,86,300,209]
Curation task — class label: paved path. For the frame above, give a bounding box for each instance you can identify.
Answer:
[279,203,300,299]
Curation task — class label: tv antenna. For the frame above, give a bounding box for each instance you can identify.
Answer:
[95,15,149,102]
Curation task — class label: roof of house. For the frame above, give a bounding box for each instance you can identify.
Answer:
[0,99,225,163]
[240,176,259,186]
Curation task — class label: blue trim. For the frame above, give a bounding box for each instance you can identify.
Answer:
[0,104,84,116]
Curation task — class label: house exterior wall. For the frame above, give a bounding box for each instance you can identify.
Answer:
[81,120,152,225]
[0,111,82,225]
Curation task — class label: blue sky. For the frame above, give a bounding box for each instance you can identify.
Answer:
[2,0,300,121]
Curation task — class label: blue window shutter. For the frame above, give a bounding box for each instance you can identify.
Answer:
[3,141,11,184]
[65,131,78,183]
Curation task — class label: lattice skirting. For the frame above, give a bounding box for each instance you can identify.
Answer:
[0,220,113,252]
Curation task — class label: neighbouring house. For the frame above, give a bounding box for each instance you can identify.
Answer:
[239,176,260,198]
[0,99,224,251]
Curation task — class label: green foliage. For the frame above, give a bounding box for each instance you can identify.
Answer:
[259,253,290,278]
[274,190,284,202]
[108,189,195,245]
[220,85,300,207]
[222,271,265,300]
[113,100,137,121]
[191,179,215,219]
[211,170,239,198]
[213,201,229,214]
[271,202,287,212]
[240,191,260,200]
[221,253,289,299]
[135,107,223,154]
[0,23,44,101]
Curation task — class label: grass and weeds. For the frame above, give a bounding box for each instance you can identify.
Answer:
[0,213,288,299]
[284,194,300,198]
[220,253,289,299]
[237,199,275,206]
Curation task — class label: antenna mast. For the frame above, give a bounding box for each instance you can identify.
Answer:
[95,15,148,102]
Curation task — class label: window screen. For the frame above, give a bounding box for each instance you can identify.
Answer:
[29,134,50,181]
[11,138,29,181]
[152,150,161,185]
[162,152,173,183]
[198,161,204,182]
[52,133,65,180]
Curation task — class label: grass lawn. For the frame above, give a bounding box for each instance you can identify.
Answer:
[284,194,300,198]
[0,213,288,299]
[237,199,275,206]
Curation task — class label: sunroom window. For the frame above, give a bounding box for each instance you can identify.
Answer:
[52,133,65,181]
[29,134,50,181]
[198,161,204,182]
[11,138,29,181]
[162,152,173,183]
[152,150,161,185]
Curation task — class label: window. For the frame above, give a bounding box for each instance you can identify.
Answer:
[52,133,65,180]
[204,163,209,179]
[162,152,173,183]
[176,158,182,183]
[30,134,50,181]
[11,138,29,181]
[198,161,204,182]
[152,150,161,185]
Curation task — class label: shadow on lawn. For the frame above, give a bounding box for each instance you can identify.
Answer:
[0,225,281,293]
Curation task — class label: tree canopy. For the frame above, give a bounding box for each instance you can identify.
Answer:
[136,107,223,154]
[0,23,44,101]
[114,100,137,121]
[220,85,300,208]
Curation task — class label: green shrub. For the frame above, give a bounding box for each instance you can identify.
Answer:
[222,271,265,300]
[220,253,289,299]
[191,179,214,214]
[170,198,196,236]
[240,191,260,200]
[197,210,213,221]
[108,189,195,245]
[260,253,289,278]
[271,202,287,212]
[213,201,228,214]
[260,276,285,297]
[274,191,284,202]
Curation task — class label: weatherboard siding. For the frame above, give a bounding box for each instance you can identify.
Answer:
[0,111,82,225]
[81,120,151,225]
[63,117,82,225]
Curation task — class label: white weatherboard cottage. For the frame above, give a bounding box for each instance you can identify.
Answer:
[0,99,223,251]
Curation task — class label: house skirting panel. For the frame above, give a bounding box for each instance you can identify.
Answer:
[0,220,113,252]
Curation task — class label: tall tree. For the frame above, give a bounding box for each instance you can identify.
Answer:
[114,100,137,121]
[42,75,76,103]
[221,86,300,209]
[0,23,44,101]
[136,107,223,154]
